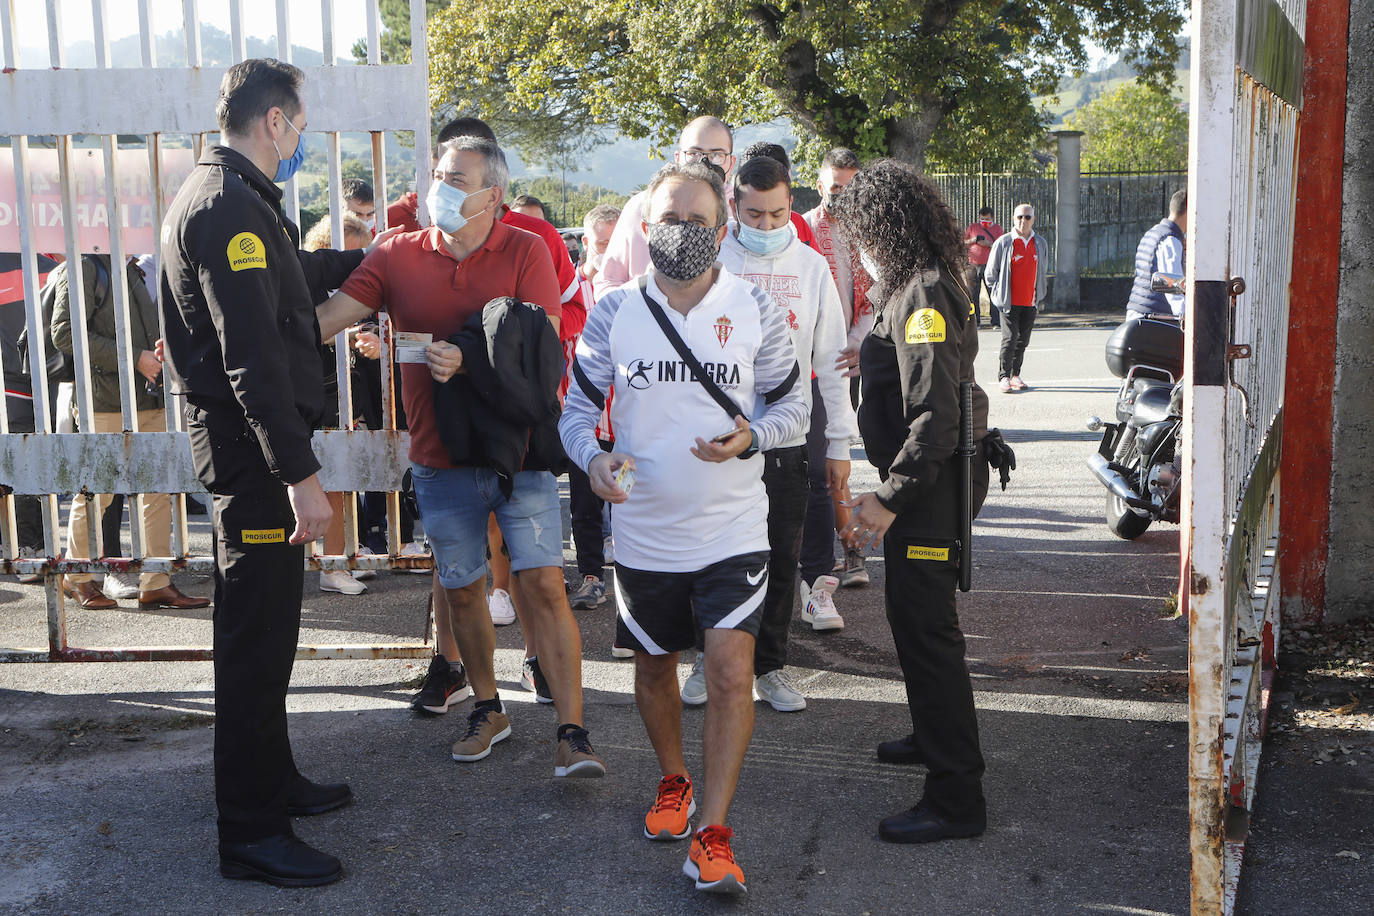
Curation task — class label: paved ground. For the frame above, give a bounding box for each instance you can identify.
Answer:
[1,315,1368,914]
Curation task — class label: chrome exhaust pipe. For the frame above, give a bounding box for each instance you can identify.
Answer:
[1087,452,1154,511]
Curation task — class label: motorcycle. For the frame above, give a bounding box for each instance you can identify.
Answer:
[1085,302,1185,540]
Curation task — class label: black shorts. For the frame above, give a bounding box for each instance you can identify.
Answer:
[613,550,771,655]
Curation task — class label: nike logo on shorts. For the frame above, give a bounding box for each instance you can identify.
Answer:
[745,567,766,586]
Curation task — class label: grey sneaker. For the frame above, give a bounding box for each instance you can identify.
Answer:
[569,575,606,610]
[680,653,707,706]
[754,669,807,712]
[450,702,511,762]
[554,725,606,778]
[838,549,870,588]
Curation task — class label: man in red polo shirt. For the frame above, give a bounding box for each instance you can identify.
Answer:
[318,136,605,778]
[389,118,587,644]
[986,203,1048,392]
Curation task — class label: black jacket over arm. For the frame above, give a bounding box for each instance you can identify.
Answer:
[433,296,567,492]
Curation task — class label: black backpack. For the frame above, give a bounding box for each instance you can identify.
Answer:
[17,255,110,384]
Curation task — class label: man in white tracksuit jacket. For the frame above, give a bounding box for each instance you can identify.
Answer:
[714,155,859,713]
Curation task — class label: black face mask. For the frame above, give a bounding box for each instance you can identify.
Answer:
[647,221,718,282]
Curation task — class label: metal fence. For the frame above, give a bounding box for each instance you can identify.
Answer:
[930,168,1186,278]
[1184,0,1303,910]
[0,0,434,662]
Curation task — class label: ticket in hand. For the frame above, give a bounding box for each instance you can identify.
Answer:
[395,331,433,364]
[614,461,637,496]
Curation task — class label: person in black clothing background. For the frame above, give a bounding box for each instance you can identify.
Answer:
[829,160,992,844]
[159,59,391,886]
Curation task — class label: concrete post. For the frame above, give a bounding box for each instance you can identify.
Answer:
[1051,130,1083,311]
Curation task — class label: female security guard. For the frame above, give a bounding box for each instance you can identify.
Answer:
[829,160,992,843]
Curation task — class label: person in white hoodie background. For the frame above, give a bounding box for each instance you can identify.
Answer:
[711,155,859,712]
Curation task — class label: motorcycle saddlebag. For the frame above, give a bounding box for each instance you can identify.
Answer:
[1105,317,1185,380]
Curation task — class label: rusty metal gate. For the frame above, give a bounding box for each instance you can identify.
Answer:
[1184,0,1304,910]
[0,0,434,662]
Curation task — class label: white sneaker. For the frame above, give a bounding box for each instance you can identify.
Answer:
[488,588,517,626]
[801,575,845,631]
[352,545,378,580]
[610,644,635,659]
[102,573,140,599]
[320,569,367,595]
[399,541,431,574]
[754,669,807,712]
[603,535,614,565]
[680,652,707,706]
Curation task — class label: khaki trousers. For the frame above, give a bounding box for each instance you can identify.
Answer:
[65,408,172,591]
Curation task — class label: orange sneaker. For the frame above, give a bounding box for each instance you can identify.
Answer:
[644,774,696,840]
[683,825,746,895]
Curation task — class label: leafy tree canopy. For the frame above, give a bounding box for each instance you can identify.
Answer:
[421,0,1185,174]
[1063,80,1188,170]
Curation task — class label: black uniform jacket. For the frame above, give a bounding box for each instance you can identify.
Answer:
[160,146,361,485]
[859,262,989,515]
[434,296,567,492]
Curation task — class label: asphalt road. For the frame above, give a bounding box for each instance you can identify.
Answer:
[1,316,1367,914]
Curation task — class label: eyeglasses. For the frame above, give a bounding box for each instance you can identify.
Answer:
[679,148,730,166]
[1015,214,1034,220]
[650,217,721,230]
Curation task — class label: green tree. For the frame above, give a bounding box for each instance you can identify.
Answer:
[1063,80,1188,170]
[424,0,1185,173]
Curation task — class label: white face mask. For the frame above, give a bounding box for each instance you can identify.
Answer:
[858,249,881,282]
[363,215,376,232]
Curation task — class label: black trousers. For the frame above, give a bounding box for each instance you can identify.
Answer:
[881,452,989,820]
[690,445,808,674]
[568,440,613,579]
[799,377,837,585]
[189,408,305,843]
[997,305,1037,379]
[4,394,42,553]
[753,446,809,675]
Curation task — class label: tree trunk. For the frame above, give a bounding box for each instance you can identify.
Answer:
[885,106,946,173]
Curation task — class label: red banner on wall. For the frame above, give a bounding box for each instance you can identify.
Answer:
[0,147,196,255]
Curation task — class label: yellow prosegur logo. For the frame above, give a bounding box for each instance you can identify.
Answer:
[241,528,286,544]
[905,307,946,344]
[907,545,950,562]
[227,231,267,272]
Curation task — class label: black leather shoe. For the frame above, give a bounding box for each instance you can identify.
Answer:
[878,801,985,844]
[218,833,343,887]
[876,733,924,765]
[287,774,353,816]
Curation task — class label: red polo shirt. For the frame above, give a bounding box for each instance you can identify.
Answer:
[339,220,561,468]
[1010,235,1038,307]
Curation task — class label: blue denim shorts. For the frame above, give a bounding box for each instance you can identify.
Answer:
[410,465,563,589]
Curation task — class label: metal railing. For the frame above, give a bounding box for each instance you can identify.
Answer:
[0,0,434,663]
[1184,0,1304,910]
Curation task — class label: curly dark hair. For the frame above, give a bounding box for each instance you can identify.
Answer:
[827,159,967,298]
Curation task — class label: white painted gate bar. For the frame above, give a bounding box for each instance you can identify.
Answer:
[0,0,435,663]
[1184,0,1304,911]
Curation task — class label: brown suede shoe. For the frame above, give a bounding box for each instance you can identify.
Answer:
[61,579,117,610]
[138,584,211,610]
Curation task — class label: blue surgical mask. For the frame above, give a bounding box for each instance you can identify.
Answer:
[736,222,792,256]
[272,114,305,183]
[426,180,491,236]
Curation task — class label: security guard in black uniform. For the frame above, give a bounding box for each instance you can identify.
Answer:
[830,160,994,844]
[160,59,377,886]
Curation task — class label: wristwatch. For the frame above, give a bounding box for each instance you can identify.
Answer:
[737,428,760,460]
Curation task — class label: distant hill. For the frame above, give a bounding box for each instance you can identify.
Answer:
[1040,49,1191,126]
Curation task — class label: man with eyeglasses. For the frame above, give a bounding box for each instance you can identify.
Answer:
[985,204,1048,392]
[562,161,807,896]
[317,135,606,782]
[593,116,737,299]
